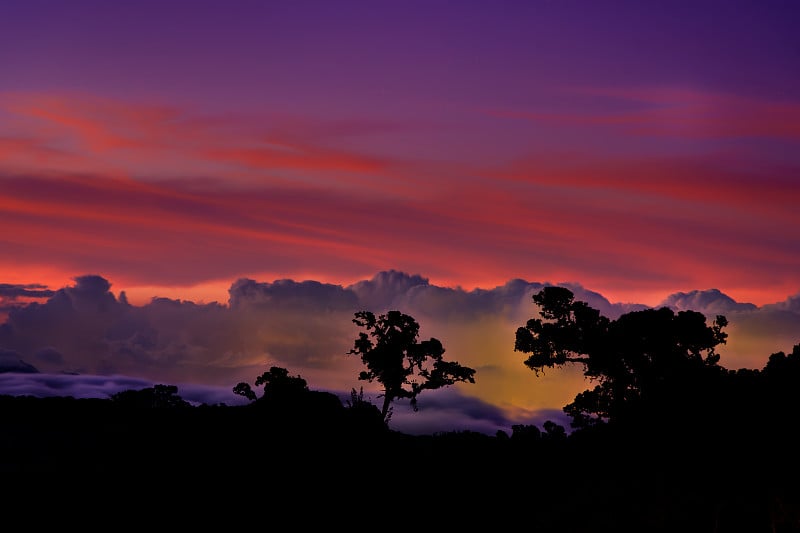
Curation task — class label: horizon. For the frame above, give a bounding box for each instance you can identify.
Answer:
[2,269,798,436]
[12,268,791,307]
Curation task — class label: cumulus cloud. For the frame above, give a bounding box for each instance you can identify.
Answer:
[0,283,56,319]
[658,288,758,315]
[559,283,649,319]
[657,289,800,369]
[0,272,798,434]
[763,294,800,314]
[229,277,358,311]
[347,270,645,323]
[347,270,430,311]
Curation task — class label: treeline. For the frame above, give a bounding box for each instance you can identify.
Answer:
[2,287,800,531]
[1,369,798,531]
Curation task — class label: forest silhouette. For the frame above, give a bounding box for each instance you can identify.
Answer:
[1,288,799,531]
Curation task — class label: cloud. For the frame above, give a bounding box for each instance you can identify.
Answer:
[347,269,430,311]
[2,92,798,310]
[5,98,799,310]
[33,347,64,366]
[0,348,38,373]
[559,283,649,319]
[0,272,798,434]
[658,289,758,315]
[763,294,800,314]
[0,283,55,320]
[0,372,249,406]
[0,283,55,299]
[348,271,645,323]
[0,93,390,185]
[478,152,800,306]
[229,277,358,312]
[656,289,800,370]
[379,387,570,436]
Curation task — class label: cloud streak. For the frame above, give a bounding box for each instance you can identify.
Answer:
[2,91,798,307]
[0,93,394,188]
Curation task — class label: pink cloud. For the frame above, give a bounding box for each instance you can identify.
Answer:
[0,93,391,185]
[493,153,799,219]
[1,91,798,308]
[3,156,797,308]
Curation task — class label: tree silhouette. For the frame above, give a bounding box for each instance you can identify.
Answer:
[232,366,348,434]
[233,366,309,402]
[254,366,309,398]
[110,384,192,408]
[232,381,257,402]
[349,310,476,423]
[763,343,800,384]
[760,343,800,436]
[515,286,728,428]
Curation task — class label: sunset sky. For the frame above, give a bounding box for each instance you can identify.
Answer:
[1,1,799,435]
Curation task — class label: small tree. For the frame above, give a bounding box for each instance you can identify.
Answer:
[349,310,476,423]
[254,366,309,398]
[232,382,257,402]
[233,366,308,402]
[231,366,346,428]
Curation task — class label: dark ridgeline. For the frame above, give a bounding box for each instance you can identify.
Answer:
[0,297,799,531]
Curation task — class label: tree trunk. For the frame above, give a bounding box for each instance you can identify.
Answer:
[381,394,392,422]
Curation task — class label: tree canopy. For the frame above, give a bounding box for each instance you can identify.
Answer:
[110,384,192,409]
[233,366,309,403]
[515,286,729,428]
[349,310,476,423]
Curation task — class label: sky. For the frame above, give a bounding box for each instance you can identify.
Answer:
[1,0,799,435]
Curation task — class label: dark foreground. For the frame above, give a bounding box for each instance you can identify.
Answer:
[1,393,799,532]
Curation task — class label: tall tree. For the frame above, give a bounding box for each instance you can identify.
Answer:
[515,286,728,428]
[349,310,476,423]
